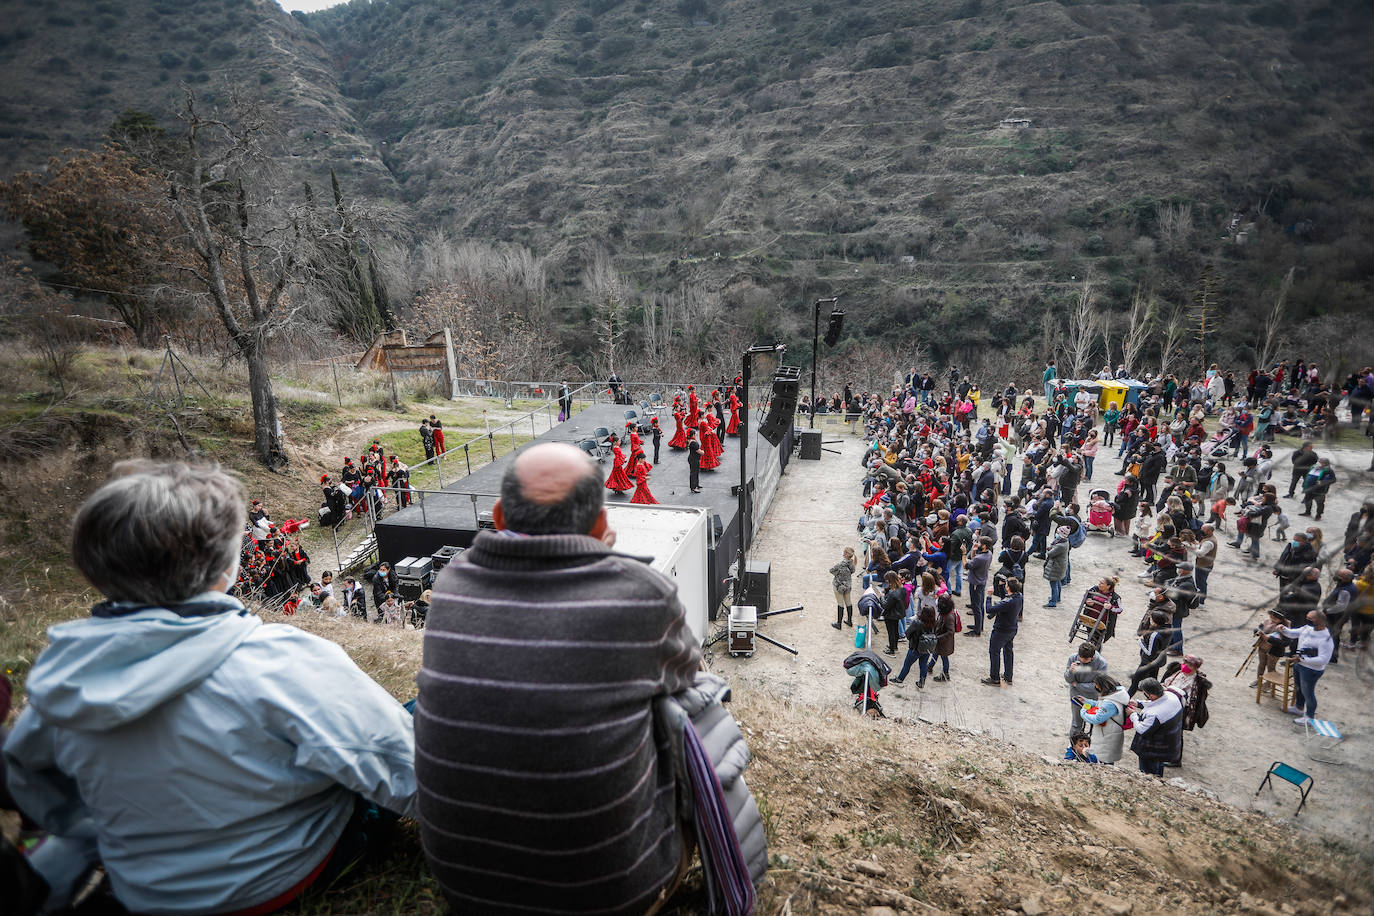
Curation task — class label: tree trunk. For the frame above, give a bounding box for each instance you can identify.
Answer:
[244,340,281,466]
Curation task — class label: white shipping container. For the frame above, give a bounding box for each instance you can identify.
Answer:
[605,504,711,643]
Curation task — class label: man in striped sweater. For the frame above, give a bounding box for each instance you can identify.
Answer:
[416,443,702,915]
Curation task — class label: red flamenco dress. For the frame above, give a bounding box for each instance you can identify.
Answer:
[725,392,741,436]
[629,460,659,504]
[668,408,688,449]
[699,415,723,470]
[687,389,701,431]
[605,443,633,492]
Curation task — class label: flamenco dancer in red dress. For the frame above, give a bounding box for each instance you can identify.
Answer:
[629,458,658,504]
[725,390,741,436]
[605,442,633,492]
[668,399,688,449]
[699,413,723,470]
[686,385,701,431]
[626,422,645,468]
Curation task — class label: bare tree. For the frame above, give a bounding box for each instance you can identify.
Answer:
[1120,285,1158,377]
[1064,277,1101,379]
[1158,202,1194,254]
[164,91,307,466]
[1190,263,1219,377]
[1157,302,1188,376]
[1255,266,1295,371]
[583,247,630,375]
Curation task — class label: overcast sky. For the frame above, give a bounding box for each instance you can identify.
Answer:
[275,0,348,12]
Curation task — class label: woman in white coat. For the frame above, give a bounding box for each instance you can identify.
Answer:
[1078,673,1132,764]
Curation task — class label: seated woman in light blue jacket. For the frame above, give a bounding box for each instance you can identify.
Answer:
[4,461,417,915]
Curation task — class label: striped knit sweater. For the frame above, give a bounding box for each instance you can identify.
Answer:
[416,530,702,915]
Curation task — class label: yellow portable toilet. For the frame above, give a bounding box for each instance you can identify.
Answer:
[1098,381,1128,411]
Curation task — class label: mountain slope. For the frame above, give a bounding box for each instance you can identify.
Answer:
[0,0,401,203]
[3,0,1372,373]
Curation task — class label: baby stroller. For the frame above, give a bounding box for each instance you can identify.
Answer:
[1201,426,1240,458]
[1085,488,1115,536]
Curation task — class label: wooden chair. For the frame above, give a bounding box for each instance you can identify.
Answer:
[1256,656,1296,709]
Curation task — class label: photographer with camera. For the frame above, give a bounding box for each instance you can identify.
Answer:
[1279,608,1334,725]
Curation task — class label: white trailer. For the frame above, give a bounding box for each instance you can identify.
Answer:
[605,504,711,643]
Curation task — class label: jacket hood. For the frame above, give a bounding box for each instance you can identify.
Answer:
[25,593,261,731]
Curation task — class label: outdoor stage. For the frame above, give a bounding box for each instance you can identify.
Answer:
[373,403,796,615]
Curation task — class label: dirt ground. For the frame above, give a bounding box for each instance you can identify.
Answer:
[711,415,1374,851]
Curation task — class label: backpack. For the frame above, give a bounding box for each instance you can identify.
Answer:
[952,611,963,633]
[918,629,939,654]
[1066,519,1087,549]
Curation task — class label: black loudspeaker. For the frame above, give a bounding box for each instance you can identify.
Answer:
[799,429,822,460]
[759,366,801,445]
[743,560,771,614]
[824,309,845,346]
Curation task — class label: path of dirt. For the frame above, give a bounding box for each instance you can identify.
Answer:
[711,416,1374,850]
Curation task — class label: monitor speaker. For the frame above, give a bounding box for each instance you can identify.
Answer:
[799,429,822,460]
[759,366,801,446]
[742,560,770,614]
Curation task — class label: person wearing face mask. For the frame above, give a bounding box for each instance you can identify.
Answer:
[1279,609,1335,725]
[3,462,418,915]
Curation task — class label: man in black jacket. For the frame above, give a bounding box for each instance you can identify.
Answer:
[981,579,1022,685]
[1273,530,1316,588]
[1286,442,1318,497]
[1138,445,1167,505]
[1277,566,1322,628]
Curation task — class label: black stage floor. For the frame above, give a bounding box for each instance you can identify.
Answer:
[374,403,794,613]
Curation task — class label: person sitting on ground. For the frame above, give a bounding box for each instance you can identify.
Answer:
[3,461,417,915]
[1064,733,1099,764]
[415,443,712,916]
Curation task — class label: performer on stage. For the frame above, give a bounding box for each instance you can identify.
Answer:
[605,441,633,492]
[669,400,688,449]
[650,417,663,464]
[687,432,702,493]
[629,458,659,504]
[700,413,722,470]
[626,422,645,468]
[725,390,741,436]
[711,390,725,430]
[686,385,701,430]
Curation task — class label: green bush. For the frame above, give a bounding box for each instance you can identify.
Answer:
[572,13,595,33]
[158,51,182,69]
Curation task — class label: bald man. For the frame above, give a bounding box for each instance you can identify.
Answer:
[416,443,701,916]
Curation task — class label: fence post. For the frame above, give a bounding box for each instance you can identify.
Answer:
[488,433,495,462]
[436,451,444,489]
[331,523,342,573]
[464,442,471,475]
[420,490,427,526]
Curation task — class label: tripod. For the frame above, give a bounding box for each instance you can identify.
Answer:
[151,336,214,410]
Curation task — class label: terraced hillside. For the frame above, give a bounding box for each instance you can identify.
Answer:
[2,0,1372,374]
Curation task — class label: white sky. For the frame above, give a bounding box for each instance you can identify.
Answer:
[275,0,348,12]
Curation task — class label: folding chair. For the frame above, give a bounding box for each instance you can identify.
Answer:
[1256,761,1314,815]
[623,409,639,422]
[1304,719,1345,765]
[578,439,604,463]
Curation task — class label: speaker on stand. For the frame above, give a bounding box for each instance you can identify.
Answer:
[759,366,801,446]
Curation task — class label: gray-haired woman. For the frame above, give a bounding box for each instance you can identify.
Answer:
[5,461,417,914]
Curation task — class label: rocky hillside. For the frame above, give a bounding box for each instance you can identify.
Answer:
[0,0,399,202]
[2,0,1372,372]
